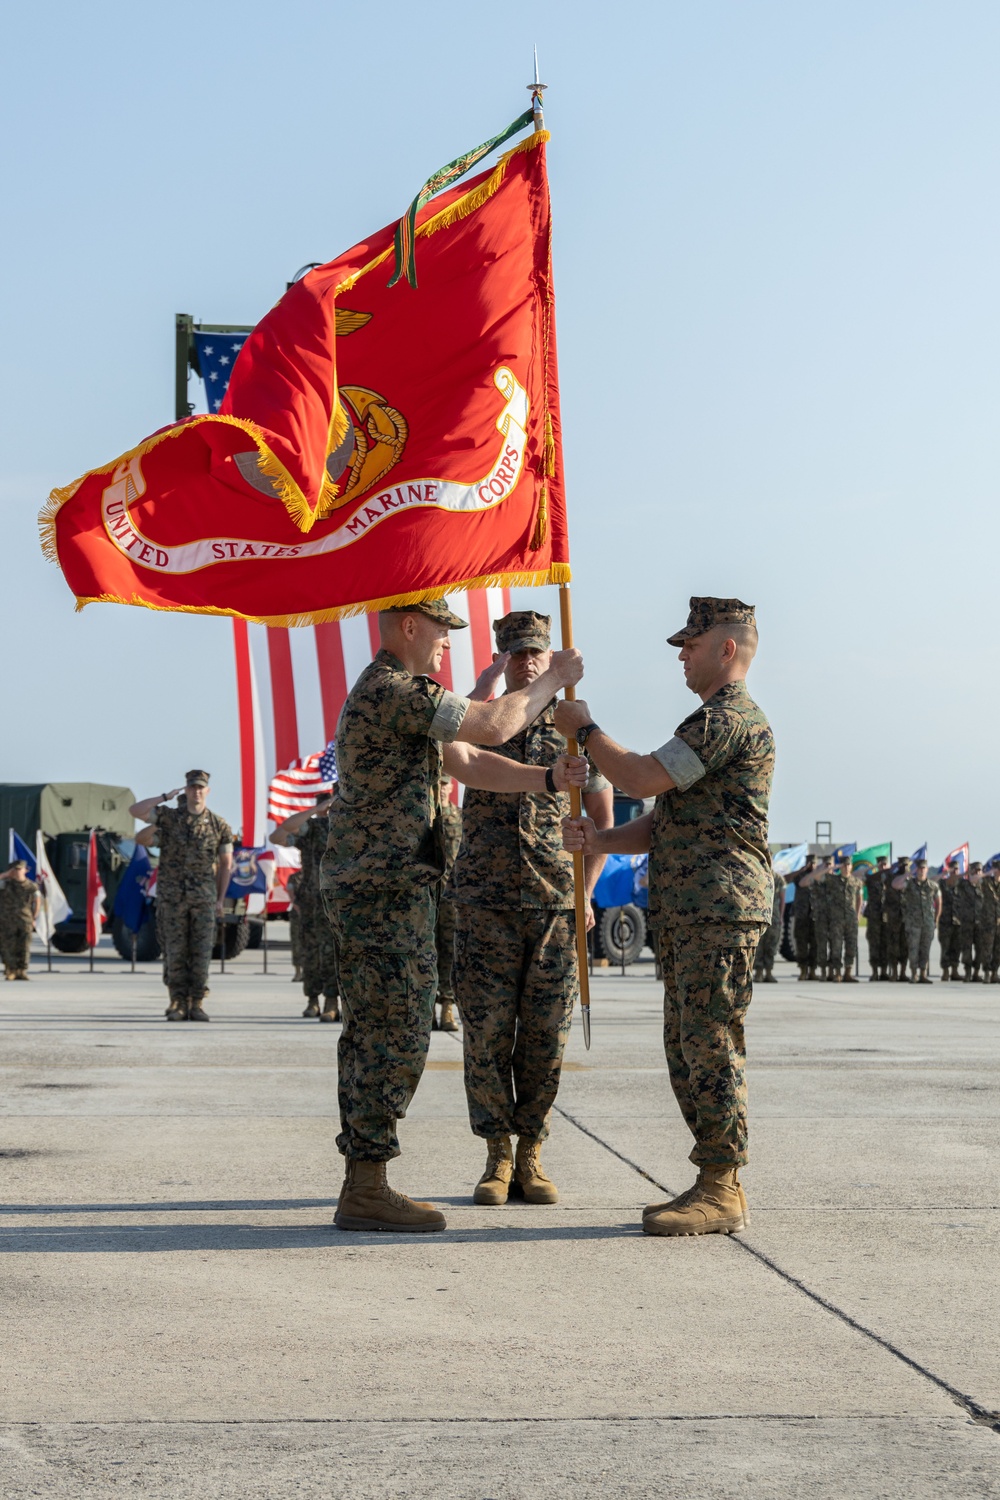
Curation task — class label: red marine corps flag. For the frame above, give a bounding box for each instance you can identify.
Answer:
[40,121,568,624]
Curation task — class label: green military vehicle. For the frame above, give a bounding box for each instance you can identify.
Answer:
[0,782,146,955]
[0,782,254,962]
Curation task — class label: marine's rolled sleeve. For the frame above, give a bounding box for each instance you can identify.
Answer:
[651,735,707,792]
[429,690,471,743]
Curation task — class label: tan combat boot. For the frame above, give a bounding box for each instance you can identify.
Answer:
[334,1160,446,1233]
[302,999,320,1018]
[166,998,187,1021]
[807,967,818,981]
[513,1139,559,1204]
[320,996,341,1022]
[830,967,841,983]
[473,1136,514,1205]
[763,967,777,983]
[918,968,932,984]
[843,964,858,983]
[438,1001,459,1032]
[188,1001,210,1021]
[643,1165,747,1237]
[643,1174,750,1228]
[798,966,808,981]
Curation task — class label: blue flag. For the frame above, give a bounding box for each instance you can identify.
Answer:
[8,829,37,881]
[911,843,928,863]
[832,843,857,860]
[193,331,249,413]
[593,854,648,910]
[113,844,153,930]
[226,846,272,898]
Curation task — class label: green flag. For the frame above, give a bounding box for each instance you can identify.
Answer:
[853,842,891,876]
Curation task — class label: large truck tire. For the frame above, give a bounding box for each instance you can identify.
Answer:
[51,931,89,955]
[111,914,161,963]
[212,919,250,961]
[246,920,263,950]
[598,904,646,966]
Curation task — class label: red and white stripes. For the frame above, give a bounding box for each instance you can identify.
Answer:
[234,589,511,847]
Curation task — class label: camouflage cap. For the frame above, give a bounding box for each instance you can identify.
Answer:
[185,769,210,787]
[666,596,757,647]
[494,610,551,655]
[383,598,468,630]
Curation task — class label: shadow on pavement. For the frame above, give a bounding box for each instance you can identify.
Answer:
[0,1221,640,1252]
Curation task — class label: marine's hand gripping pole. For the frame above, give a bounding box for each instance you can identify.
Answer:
[559,583,591,1049]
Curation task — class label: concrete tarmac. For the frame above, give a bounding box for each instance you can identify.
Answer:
[1,934,999,1498]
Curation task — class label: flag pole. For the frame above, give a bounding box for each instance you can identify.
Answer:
[528,58,591,1047]
[559,584,592,1050]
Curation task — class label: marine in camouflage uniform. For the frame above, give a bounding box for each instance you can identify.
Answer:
[287,871,302,982]
[864,858,889,981]
[754,870,785,981]
[789,856,817,979]
[809,859,835,979]
[827,856,862,982]
[0,863,40,979]
[295,814,340,1021]
[434,777,463,1032]
[321,598,585,1234]
[901,859,939,982]
[956,864,985,981]
[882,857,911,979]
[451,611,613,1206]
[139,772,233,1021]
[559,596,774,1239]
[937,867,961,981]
[978,864,999,983]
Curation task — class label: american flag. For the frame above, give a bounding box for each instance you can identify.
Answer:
[318,739,337,784]
[267,753,335,823]
[193,331,249,413]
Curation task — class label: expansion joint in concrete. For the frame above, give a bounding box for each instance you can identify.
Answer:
[552,1104,1000,1439]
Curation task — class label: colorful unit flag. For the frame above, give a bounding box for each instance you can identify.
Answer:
[34,830,72,941]
[113,844,154,932]
[85,829,106,949]
[772,843,809,876]
[226,846,274,899]
[41,128,567,625]
[910,843,928,863]
[942,843,969,875]
[851,842,891,876]
[9,829,37,880]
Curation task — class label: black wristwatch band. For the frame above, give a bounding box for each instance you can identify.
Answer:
[576,722,600,749]
[544,766,557,794]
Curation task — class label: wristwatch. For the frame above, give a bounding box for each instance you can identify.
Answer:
[576,722,600,750]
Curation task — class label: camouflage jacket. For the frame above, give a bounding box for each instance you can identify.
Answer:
[451,701,608,910]
[153,806,233,904]
[769,871,786,928]
[955,880,983,927]
[439,800,463,884]
[829,871,863,923]
[323,649,470,899]
[0,878,38,930]
[864,871,886,922]
[882,876,907,924]
[293,816,330,904]
[938,881,960,927]
[647,680,774,927]
[979,879,1000,929]
[790,872,813,921]
[901,877,938,926]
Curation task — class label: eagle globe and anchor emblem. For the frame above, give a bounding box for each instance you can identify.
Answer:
[233,308,409,514]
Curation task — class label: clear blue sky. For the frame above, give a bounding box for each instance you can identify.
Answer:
[3,1,998,857]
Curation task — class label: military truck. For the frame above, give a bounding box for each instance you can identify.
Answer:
[0,783,138,954]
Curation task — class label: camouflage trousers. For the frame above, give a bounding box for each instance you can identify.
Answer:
[793,913,816,968]
[978,920,996,975]
[904,913,935,971]
[160,899,216,1004]
[755,922,780,973]
[959,919,981,971]
[939,919,960,971]
[885,914,908,966]
[657,922,764,1168]
[299,898,339,1002]
[813,909,831,969]
[454,905,577,1143]
[0,918,32,973]
[827,914,858,970]
[289,907,301,970]
[867,914,886,970]
[330,884,438,1162]
[436,896,457,1006]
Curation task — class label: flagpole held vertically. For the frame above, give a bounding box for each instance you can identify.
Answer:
[559,584,592,1050]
